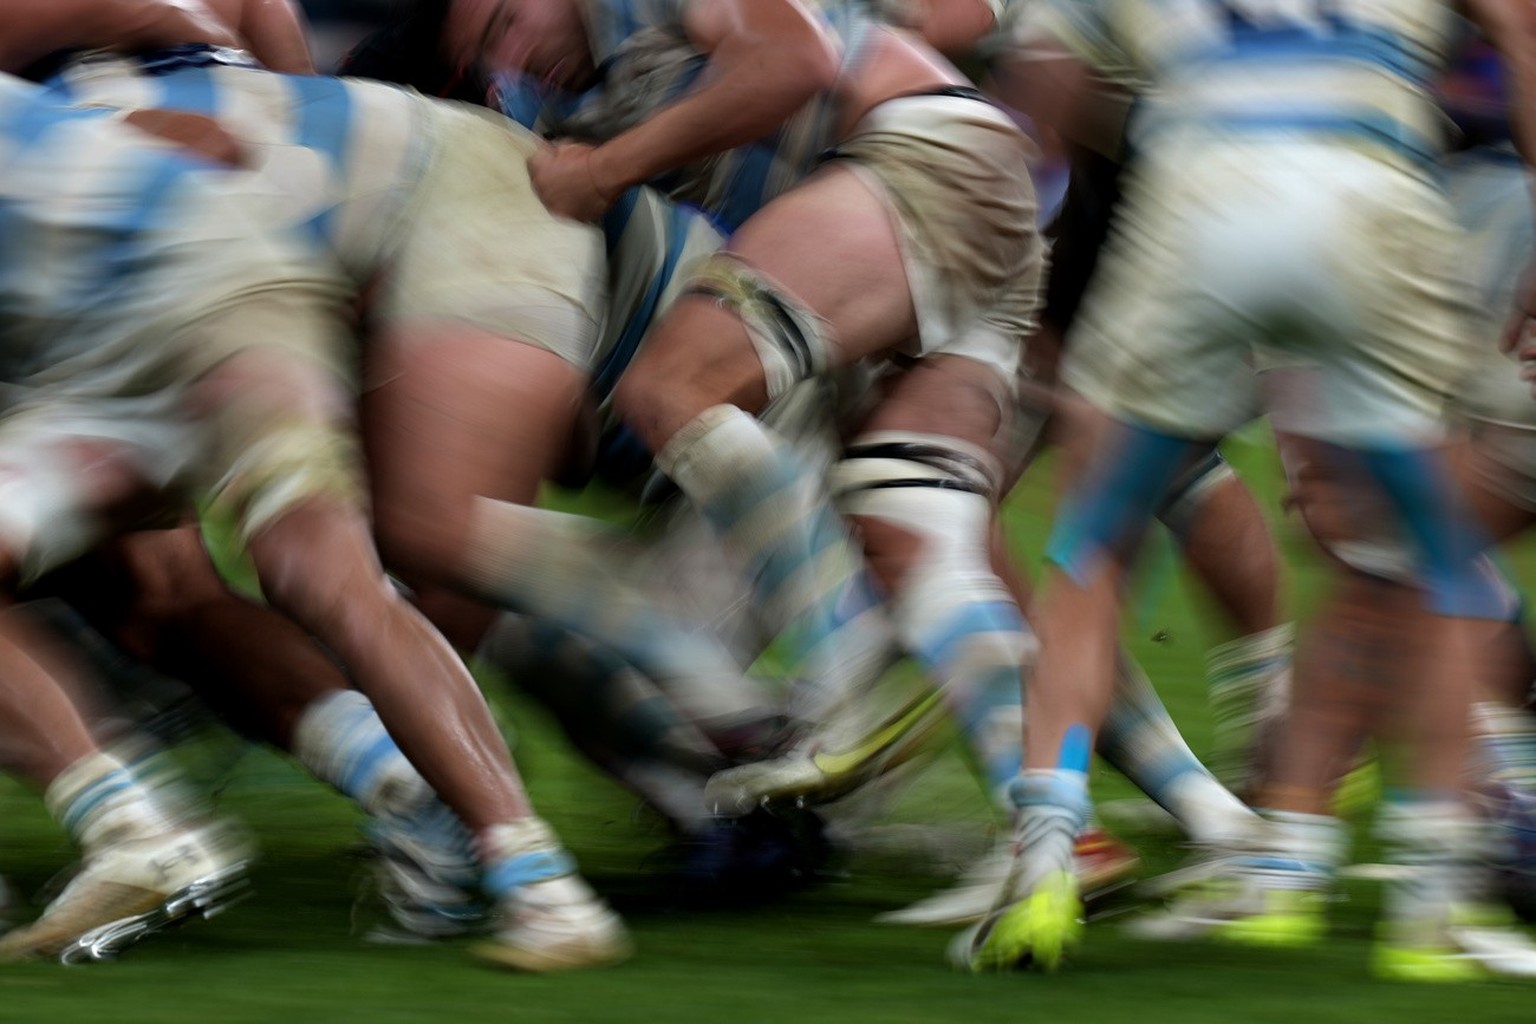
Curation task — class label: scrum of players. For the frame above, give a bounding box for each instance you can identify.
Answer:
[0,0,1534,985]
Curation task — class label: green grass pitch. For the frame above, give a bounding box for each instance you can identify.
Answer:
[1,436,1532,1023]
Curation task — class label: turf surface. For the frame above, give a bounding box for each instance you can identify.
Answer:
[2,437,1533,1022]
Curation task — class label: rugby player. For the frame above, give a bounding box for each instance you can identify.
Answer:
[0,2,631,967]
[959,0,1536,980]
[440,0,1044,847]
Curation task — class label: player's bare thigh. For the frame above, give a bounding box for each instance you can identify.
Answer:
[615,163,918,450]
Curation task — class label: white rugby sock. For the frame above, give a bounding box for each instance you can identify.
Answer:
[463,500,758,711]
[1207,624,1294,790]
[834,445,1030,800]
[657,406,897,724]
[1377,797,1483,928]
[1097,657,1258,844]
[291,689,431,821]
[1010,769,1091,892]
[46,752,175,851]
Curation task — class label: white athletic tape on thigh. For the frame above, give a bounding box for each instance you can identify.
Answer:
[683,256,832,402]
[832,434,1018,648]
[831,431,1002,500]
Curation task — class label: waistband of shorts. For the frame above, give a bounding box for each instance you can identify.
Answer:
[892,85,989,104]
[850,87,1020,138]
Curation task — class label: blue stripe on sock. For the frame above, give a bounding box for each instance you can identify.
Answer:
[1059,725,1092,775]
[60,773,135,837]
[1236,855,1330,877]
[916,601,1023,671]
[1132,752,1200,798]
[984,752,1024,794]
[952,668,1025,791]
[337,732,401,801]
[483,849,576,897]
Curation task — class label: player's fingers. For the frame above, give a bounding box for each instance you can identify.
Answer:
[123,109,246,168]
[1500,308,1527,355]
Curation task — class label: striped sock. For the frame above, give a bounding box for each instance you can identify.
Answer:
[291,689,431,821]
[1474,701,1536,790]
[464,500,759,708]
[45,752,174,851]
[910,600,1028,798]
[1009,767,1091,892]
[1207,624,1293,791]
[658,406,896,722]
[1098,657,1257,844]
[1240,810,1344,892]
[1377,797,1482,930]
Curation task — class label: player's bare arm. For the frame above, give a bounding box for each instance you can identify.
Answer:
[0,0,241,73]
[888,0,999,59]
[532,0,840,220]
[225,0,315,74]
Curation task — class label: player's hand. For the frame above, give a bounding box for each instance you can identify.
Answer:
[123,108,246,168]
[529,141,620,222]
[1503,263,1536,398]
[1502,262,1536,355]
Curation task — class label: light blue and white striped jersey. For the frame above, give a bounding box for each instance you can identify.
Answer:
[490,68,728,471]
[0,74,234,381]
[43,47,437,285]
[531,0,882,230]
[1016,0,1459,168]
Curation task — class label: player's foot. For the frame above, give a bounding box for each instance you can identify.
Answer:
[0,823,250,963]
[364,801,489,943]
[704,692,946,813]
[471,818,632,973]
[1373,906,1536,981]
[1126,839,1329,946]
[878,828,1138,928]
[953,869,1083,972]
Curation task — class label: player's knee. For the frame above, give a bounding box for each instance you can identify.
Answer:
[248,504,389,640]
[115,529,229,618]
[615,343,767,455]
[866,356,1010,452]
[1155,447,1232,543]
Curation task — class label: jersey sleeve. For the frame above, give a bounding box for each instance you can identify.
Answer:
[1002,0,1140,85]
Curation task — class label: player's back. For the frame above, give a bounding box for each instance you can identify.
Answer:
[0,72,315,388]
[1044,0,1458,172]
[43,49,437,285]
[1045,1,1470,444]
